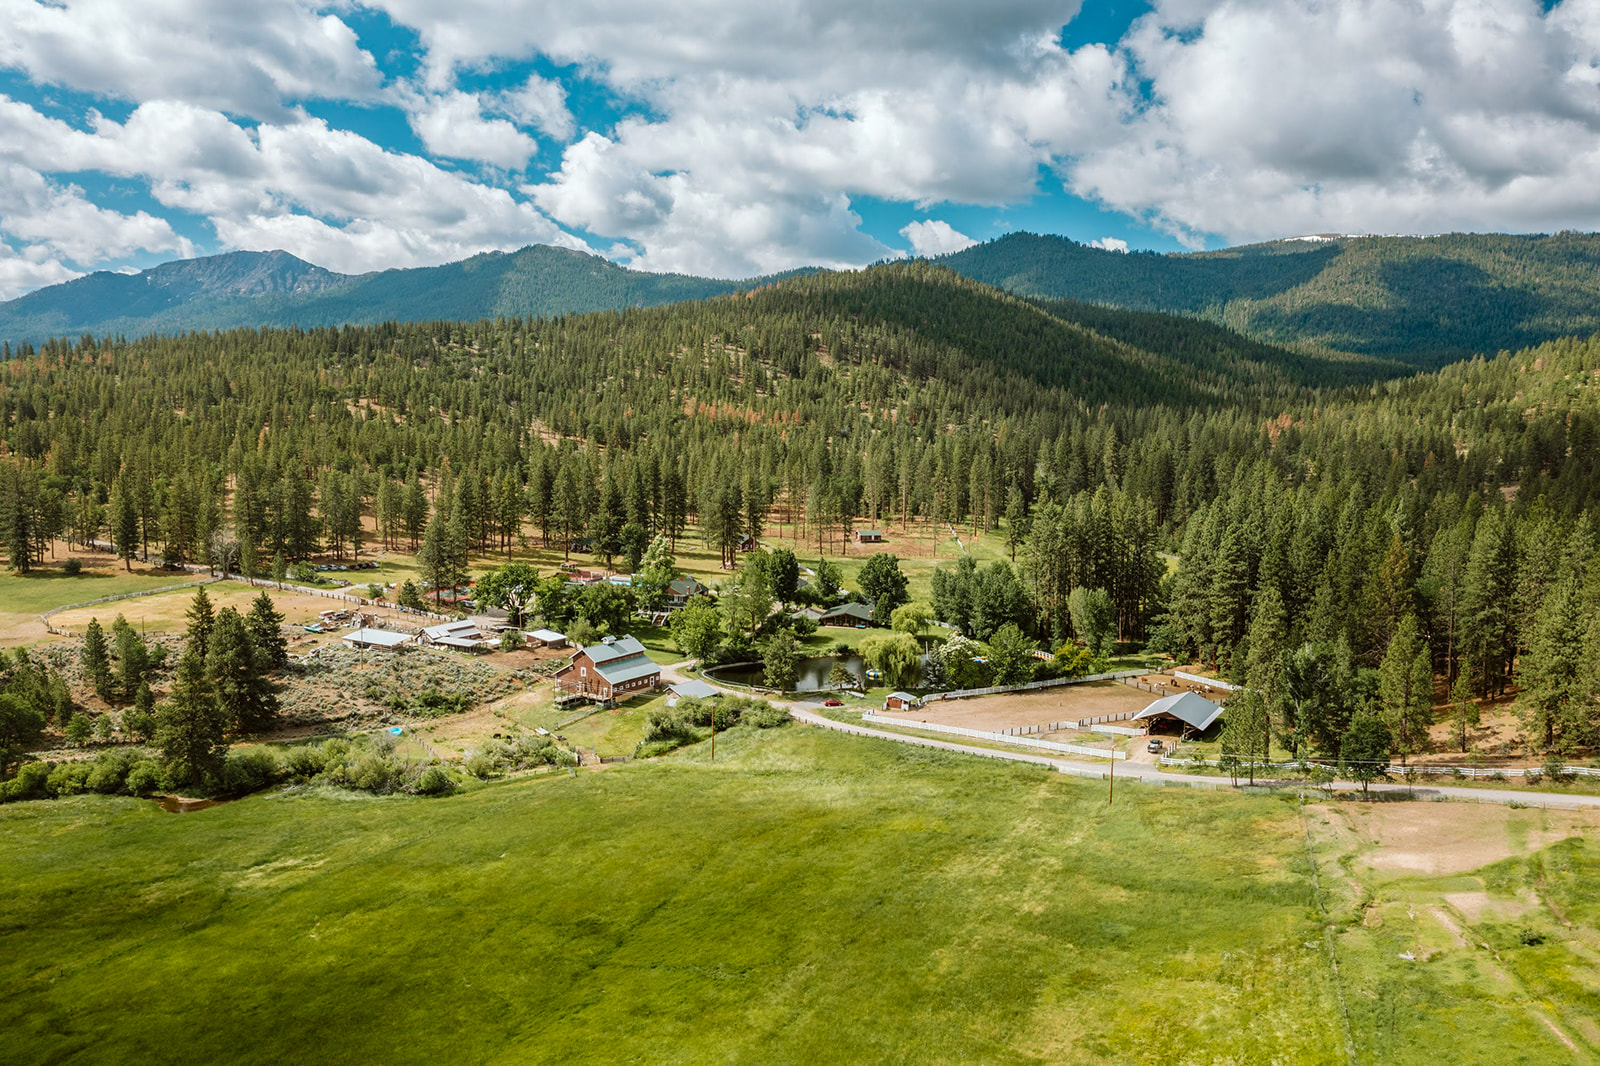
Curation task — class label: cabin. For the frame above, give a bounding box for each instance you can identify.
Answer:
[666,576,707,608]
[816,601,874,627]
[525,628,568,649]
[421,619,493,653]
[1131,691,1225,738]
[342,628,414,651]
[885,691,919,712]
[855,529,884,544]
[736,534,760,553]
[554,635,662,703]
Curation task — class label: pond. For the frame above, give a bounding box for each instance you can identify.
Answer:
[707,653,927,692]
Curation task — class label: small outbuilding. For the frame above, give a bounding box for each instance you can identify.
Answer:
[855,529,884,544]
[525,628,568,649]
[885,691,919,712]
[1132,691,1225,736]
[421,619,493,653]
[669,679,720,700]
[342,628,414,651]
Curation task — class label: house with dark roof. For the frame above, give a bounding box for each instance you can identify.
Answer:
[666,576,707,608]
[554,635,662,703]
[817,601,874,627]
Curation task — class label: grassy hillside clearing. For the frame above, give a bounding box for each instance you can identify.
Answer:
[3,727,1596,1064]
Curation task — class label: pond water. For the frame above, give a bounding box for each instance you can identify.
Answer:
[708,653,926,692]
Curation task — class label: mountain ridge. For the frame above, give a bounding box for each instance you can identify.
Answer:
[7,229,1600,367]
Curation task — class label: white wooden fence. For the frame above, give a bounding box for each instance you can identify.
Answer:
[1172,670,1238,691]
[933,669,1145,702]
[40,577,222,633]
[1161,754,1600,779]
[862,713,1127,760]
[1091,723,1145,737]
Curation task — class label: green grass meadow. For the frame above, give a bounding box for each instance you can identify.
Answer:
[2,727,1594,1065]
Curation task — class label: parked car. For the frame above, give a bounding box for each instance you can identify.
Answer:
[823,698,844,707]
[1146,738,1164,754]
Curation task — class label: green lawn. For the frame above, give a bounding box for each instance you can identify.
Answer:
[0,558,200,634]
[4,728,1593,1064]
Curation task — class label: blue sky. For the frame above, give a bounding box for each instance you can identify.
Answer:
[0,0,1597,297]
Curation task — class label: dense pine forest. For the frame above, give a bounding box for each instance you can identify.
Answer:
[4,262,1600,762]
[941,230,1600,366]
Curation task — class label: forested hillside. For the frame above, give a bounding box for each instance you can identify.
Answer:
[0,245,786,345]
[940,230,1600,366]
[3,262,1600,758]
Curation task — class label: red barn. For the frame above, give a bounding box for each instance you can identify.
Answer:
[554,635,661,704]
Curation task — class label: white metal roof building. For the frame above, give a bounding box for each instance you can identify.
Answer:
[342,628,415,650]
[1132,691,1225,733]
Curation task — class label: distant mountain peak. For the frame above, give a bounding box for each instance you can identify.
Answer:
[140,249,349,299]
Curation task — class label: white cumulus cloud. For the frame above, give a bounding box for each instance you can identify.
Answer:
[901,219,977,256]
[1088,236,1128,252]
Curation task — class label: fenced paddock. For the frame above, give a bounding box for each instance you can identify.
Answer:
[861,713,1126,760]
[876,679,1152,734]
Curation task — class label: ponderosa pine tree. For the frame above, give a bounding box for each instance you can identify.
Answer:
[81,617,113,701]
[245,592,288,671]
[207,607,278,734]
[185,587,216,662]
[1377,614,1433,764]
[156,646,225,789]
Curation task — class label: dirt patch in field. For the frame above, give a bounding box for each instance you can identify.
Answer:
[1331,801,1600,875]
[879,680,1153,732]
[1443,890,1534,922]
[47,582,420,638]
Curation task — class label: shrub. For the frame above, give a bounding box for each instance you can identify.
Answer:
[62,558,82,575]
[124,761,163,796]
[1518,928,1547,947]
[86,749,139,794]
[1541,755,1570,784]
[464,751,499,779]
[64,712,92,746]
[646,708,692,741]
[413,766,455,795]
[1,761,52,801]
[47,761,93,796]
[791,616,818,638]
[220,748,285,794]
[283,744,327,778]
[742,701,791,729]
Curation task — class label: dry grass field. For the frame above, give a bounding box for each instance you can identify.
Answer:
[878,679,1155,732]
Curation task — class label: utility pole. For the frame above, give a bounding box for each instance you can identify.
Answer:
[1108,748,1115,805]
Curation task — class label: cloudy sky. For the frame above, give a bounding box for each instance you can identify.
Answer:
[2,0,1599,298]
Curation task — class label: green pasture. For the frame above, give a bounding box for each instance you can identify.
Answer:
[4,725,1593,1064]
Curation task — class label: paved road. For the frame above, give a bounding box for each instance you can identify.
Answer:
[784,704,1600,811]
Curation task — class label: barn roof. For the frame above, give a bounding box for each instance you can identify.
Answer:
[1132,691,1225,731]
[342,628,413,648]
[594,657,661,686]
[584,635,648,665]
